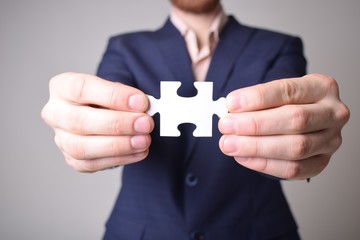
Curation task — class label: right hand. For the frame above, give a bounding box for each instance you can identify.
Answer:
[41,72,154,172]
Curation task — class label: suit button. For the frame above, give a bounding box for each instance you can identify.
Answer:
[190,231,205,240]
[185,173,198,187]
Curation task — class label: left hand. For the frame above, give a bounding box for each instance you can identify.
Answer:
[218,74,350,180]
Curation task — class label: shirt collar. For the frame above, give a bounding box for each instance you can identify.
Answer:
[170,6,228,41]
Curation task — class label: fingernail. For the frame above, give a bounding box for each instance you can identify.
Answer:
[129,94,145,111]
[134,116,151,133]
[227,93,242,111]
[130,135,148,149]
[222,136,238,153]
[219,117,235,134]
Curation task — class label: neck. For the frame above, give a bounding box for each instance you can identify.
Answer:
[171,4,221,48]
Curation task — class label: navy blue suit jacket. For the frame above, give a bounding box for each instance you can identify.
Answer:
[97,16,306,240]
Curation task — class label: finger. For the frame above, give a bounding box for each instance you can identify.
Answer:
[49,72,148,112]
[219,130,341,161]
[226,74,337,112]
[233,154,330,180]
[55,129,151,160]
[47,103,154,135]
[219,103,334,136]
[63,150,149,173]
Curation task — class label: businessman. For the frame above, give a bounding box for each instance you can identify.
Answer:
[41,0,349,239]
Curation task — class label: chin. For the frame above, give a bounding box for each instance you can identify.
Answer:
[170,0,220,14]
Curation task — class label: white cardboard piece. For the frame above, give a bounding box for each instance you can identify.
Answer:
[147,81,227,137]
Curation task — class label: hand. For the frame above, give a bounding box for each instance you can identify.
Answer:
[41,72,154,172]
[218,74,350,180]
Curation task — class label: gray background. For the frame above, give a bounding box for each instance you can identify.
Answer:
[0,0,359,239]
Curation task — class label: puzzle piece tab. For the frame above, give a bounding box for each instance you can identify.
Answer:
[147,81,227,137]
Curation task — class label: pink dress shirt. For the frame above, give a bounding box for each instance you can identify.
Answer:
[170,8,228,81]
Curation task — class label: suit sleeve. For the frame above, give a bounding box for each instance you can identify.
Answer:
[96,37,136,87]
[263,36,307,82]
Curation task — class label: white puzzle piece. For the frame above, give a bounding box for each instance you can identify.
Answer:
[147,81,228,137]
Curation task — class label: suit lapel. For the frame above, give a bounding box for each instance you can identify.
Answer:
[153,19,197,96]
[206,16,255,98]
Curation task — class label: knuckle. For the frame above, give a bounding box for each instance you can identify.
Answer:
[63,135,86,160]
[248,116,260,135]
[253,138,261,157]
[280,80,298,103]
[307,73,333,83]
[54,134,62,150]
[324,77,339,94]
[41,100,60,127]
[41,103,52,125]
[254,85,266,109]
[49,72,77,93]
[66,108,85,133]
[69,73,87,102]
[48,74,62,92]
[52,72,87,102]
[290,135,310,160]
[111,116,126,134]
[64,154,77,169]
[254,158,268,172]
[78,162,98,173]
[330,132,343,152]
[284,161,301,179]
[63,153,88,172]
[311,74,339,95]
[108,83,122,108]
[63,149,97,173]
[335,103,350,125]
[111,137,127,156]
[290,107,309,132]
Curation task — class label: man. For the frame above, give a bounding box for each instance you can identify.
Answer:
[41,0,349,239]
